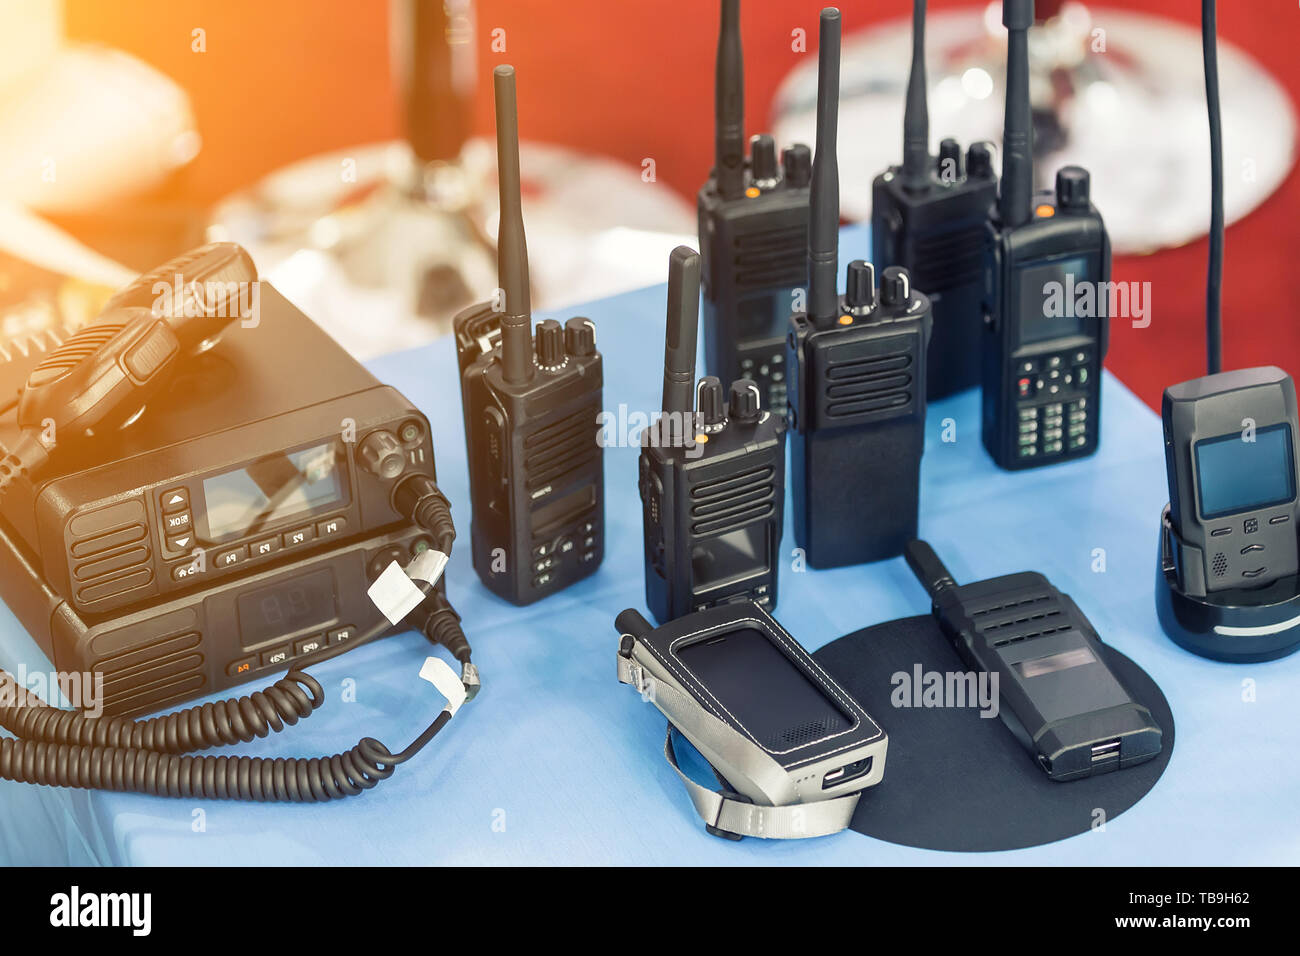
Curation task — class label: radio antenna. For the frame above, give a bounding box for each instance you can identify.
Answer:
[662,247,702,430]
[808,7,842,325]
[998,0,1034,229]
[493,65,534,385]
[1202,0,1223,375]
[715,0,746,200]
[901,0,930,192]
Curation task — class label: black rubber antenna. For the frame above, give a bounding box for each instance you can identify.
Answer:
[493,65,534,385]
[1202,0,1223,375]
[715,0,746,200]
[661,247,702,439]
[901,0,930,192]
[808,7,842,326]
[904,539,959,599]
[998,0,1035,229]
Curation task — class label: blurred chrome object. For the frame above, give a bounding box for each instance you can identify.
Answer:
[210,0,693,359]
[773,3,1296,255]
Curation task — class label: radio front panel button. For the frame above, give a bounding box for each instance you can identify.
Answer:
[249,536,279,559]
[165,532,194,553]
[327,626,356,645]
[260,646,291,668]
[159,488,190,515]
[317,516,347,538]
[163,511,192,534]
[227,657,256,678]
[294,635,325,656]
[215,548,244,569]
[172,562,202,581]
[283,525,315,548]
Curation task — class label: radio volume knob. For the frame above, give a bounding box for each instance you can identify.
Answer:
[783,144,812,188]
[938,138,963,179]
[967,142,993,179]
[698,376,726,427]
[880,266,911,309]
[751,134,779,183]
[1056,166,1090,210]
[536,319,564,367]
[729,379,761,423]
[359,430,405,480]
[846,260,876,311]
[564,316,596,356]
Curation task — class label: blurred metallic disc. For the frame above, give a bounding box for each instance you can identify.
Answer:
[772,4,1296,255]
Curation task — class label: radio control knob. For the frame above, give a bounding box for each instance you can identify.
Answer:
[846,260,876,311]
[729,379,761,423]
[967,142,993,178]
[880,266,911,309]
[751,134,779,183]
[938,138,963,179]
[697,376,725,427]
[564,316,596,356]
[536,319,564,366]
[359,430,405,480]
[1056,166,1090,210]
[783,144,811,188]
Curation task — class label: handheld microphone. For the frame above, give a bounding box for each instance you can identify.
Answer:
[981,0,1110,469]
[871,0,997,399]
[455,65,605,605]
[638,246,785,624]
[786,8,932,569]
[697,0,811,419]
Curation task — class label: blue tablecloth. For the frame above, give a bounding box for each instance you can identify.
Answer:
[2,228,1297,865]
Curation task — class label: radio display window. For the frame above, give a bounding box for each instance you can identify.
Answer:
[691,525,768,593]
[237,568,338,646]
[201,441,349,543]
[1195,423,1296,519]
[1016,255,1091,345]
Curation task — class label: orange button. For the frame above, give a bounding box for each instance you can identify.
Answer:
[1036,204,1056,218]
[838,315,854,326]
[745,186,761,198]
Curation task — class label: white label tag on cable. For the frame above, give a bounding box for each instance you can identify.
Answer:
[419,657,467,716]
[367,561,427,626]
[407,548,448,587]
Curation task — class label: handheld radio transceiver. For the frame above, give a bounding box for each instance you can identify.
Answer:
[1163,368,1299,596]
[455,66,605,605]
[698,0,812,419]
[787,8,932,569]
[871,0,997,399]
[906,540,1162,782]
[639,246,785,624]
[982,0,1110,470]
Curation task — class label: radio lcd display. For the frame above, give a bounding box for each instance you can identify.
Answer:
[236,567,338,646]
[202,441,348,542]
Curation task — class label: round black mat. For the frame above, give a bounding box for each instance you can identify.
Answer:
[811,615,1175,852]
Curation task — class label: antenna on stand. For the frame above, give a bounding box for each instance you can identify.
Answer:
[1202,0,1223,375]
[715,0,746,201]
[998,0,1035,229]
[492,65,535,386]
[661,247,703,446]
[901,0,930,193]
[808,7,842,326]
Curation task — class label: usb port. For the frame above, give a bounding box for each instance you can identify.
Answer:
[822,756,872,790]
[1090,738,1121,764]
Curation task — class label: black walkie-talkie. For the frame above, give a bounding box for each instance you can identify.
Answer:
[698,0,811,419]
[982,0,1110,470]
[786,8,932,570]
[455,65,605,605]
[871,0,997,400]
[639,246,786,624]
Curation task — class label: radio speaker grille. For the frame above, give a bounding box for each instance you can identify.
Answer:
[823,351,915,419]
[732,224,806,292]
[911,224,985,292]
[689,464,776,536]
[92,631,206,718]
[523,403,600,492]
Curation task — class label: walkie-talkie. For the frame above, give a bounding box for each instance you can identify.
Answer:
[982,0,1110,470]
[639,246,786,624]
[698,0,812,419]
[455,65,605,605]
[871,0,997,399]
[905,540,1162,782]
[786,8,932,569]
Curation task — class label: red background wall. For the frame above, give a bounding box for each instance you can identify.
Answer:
[64,0,1300,410]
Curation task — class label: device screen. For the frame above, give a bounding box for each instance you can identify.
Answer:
[1016,255,1092,345]
[691,526,768,593]
[1195,423,1297,519]
[737,287,799,339]
[236,567,338,646]
[677,626,851,752]
[202,440,348,542]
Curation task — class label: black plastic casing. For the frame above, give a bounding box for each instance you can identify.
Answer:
[456,306,604,605]
[1161,367,1300,596]
[786,290,932,569]
[638,402,785,624]
[871,151,997,399]
[0,286,441,716]
[930,571,1162,781]
[981,187,1110,470]
[698,159,809,419]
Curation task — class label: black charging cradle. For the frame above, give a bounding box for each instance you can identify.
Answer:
[1157,506,1300,662]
